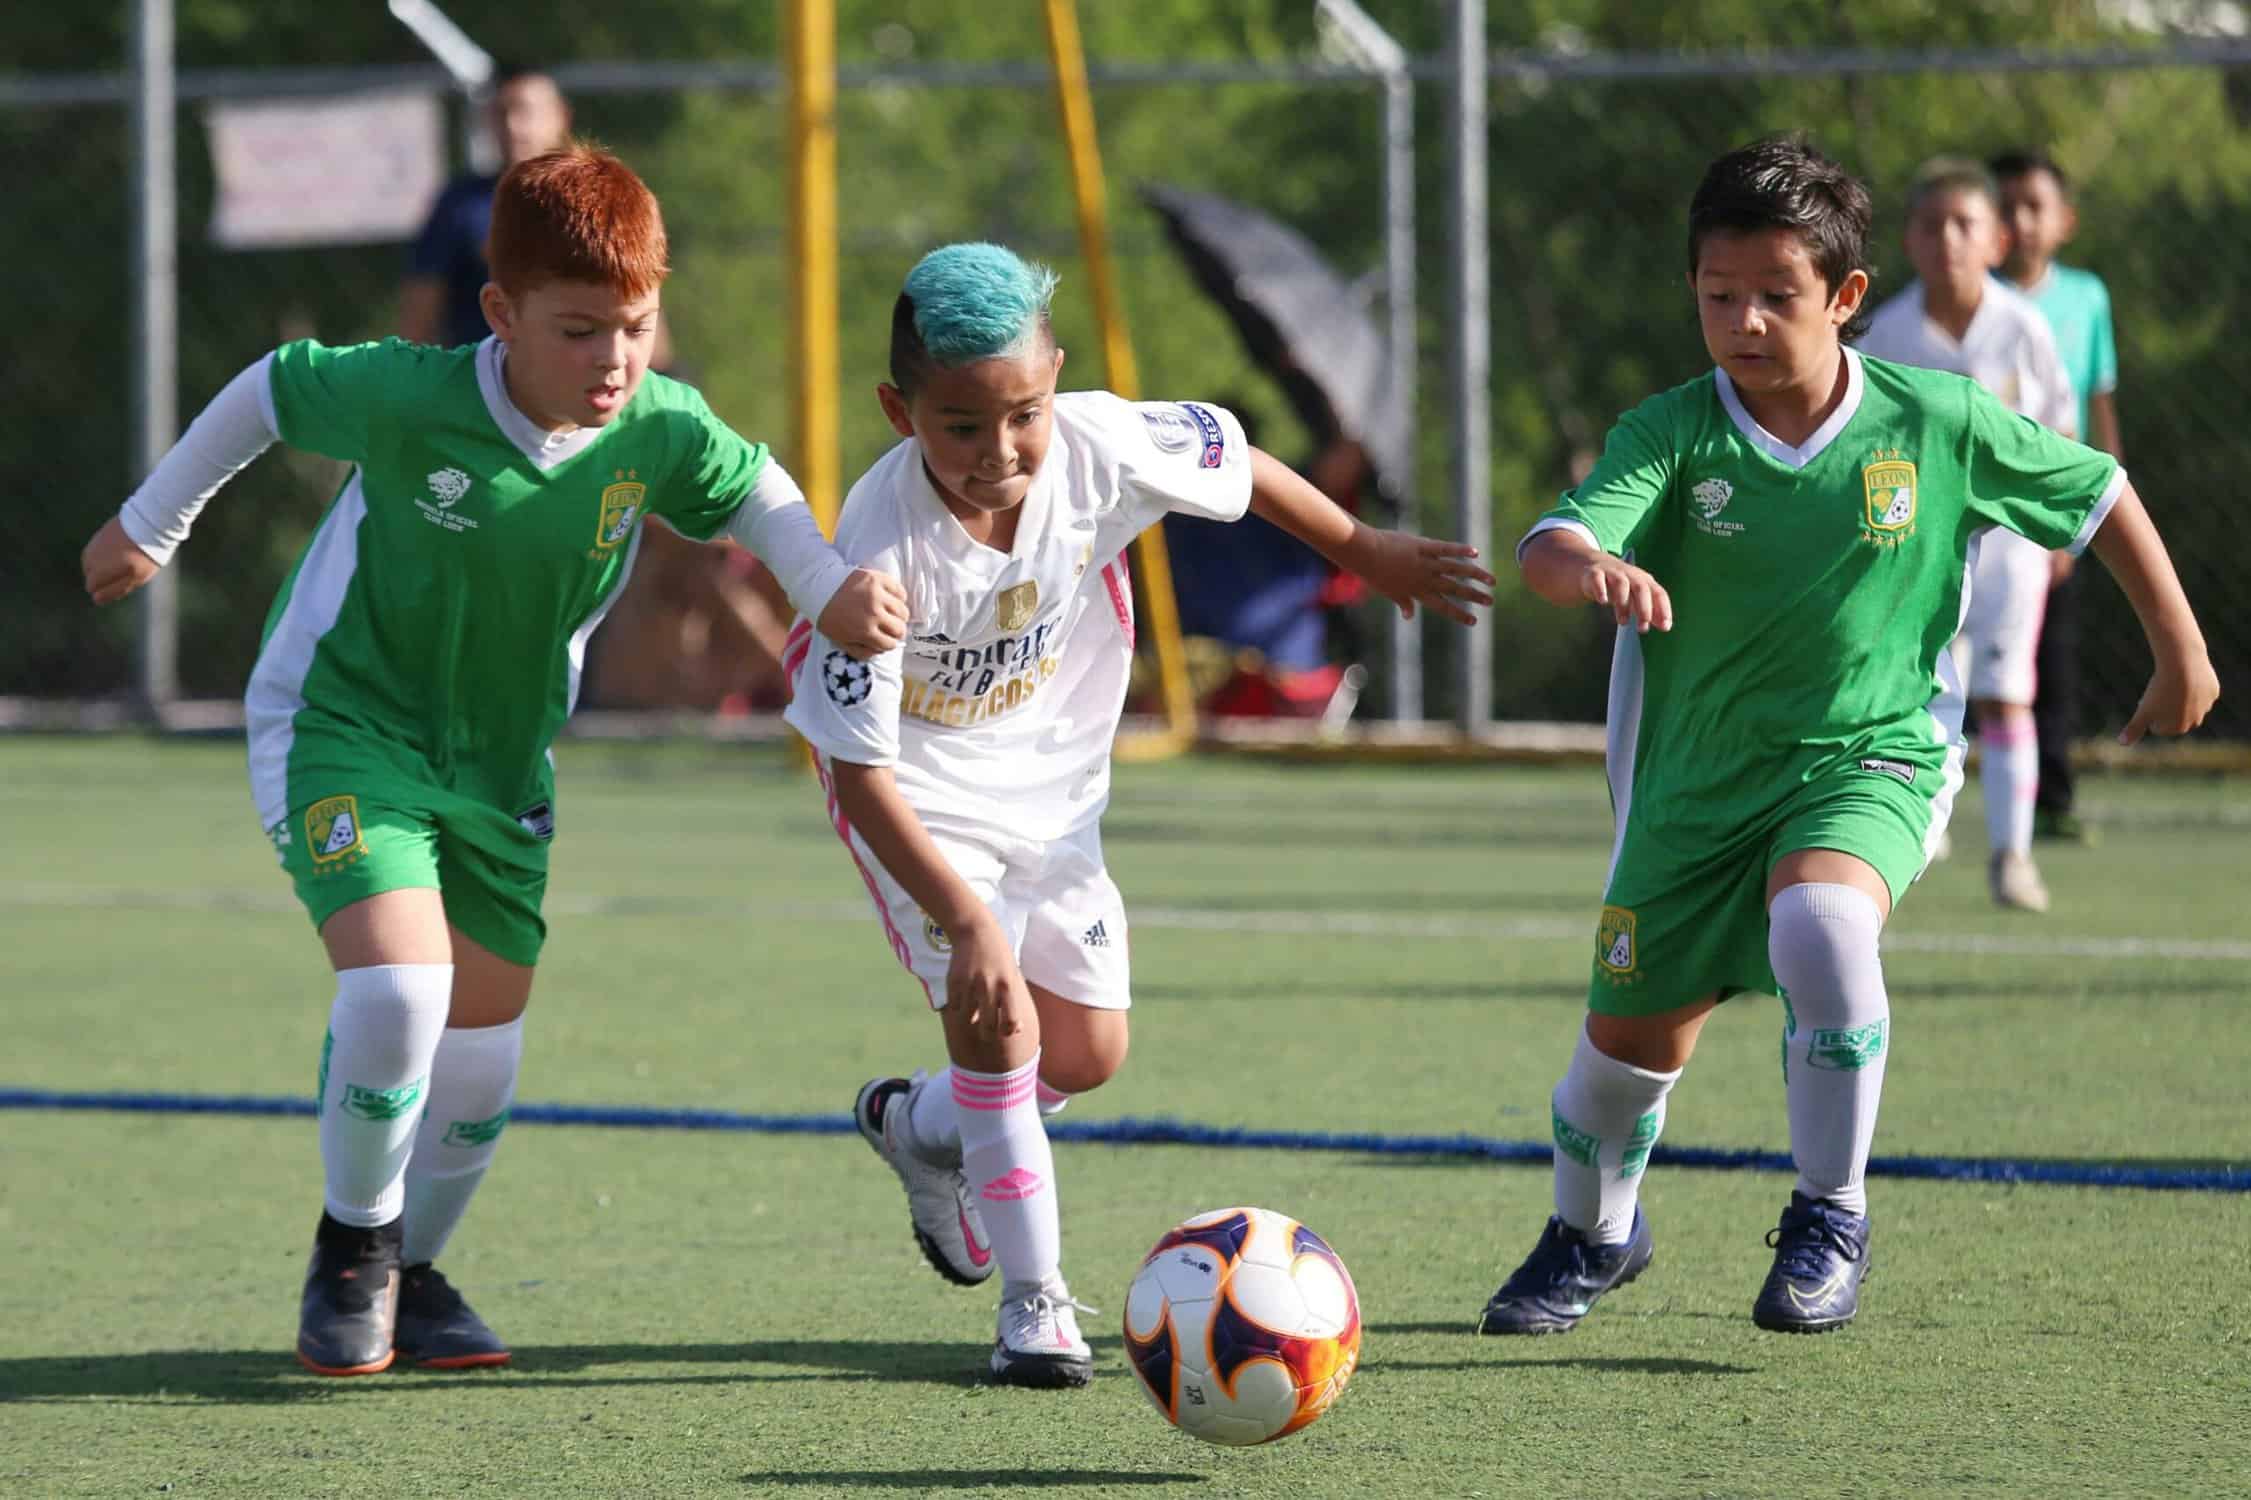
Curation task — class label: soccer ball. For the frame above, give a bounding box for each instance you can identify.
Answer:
[1122,1206,1361,1447]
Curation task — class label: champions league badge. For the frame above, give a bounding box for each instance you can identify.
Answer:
[823,650,873,707]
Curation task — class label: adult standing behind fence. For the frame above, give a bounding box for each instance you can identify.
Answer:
[1993,149,2119,848]
[397,67,574,349]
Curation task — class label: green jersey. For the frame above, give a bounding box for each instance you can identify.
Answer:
[1526,349,2121,841]
[245,337,762,823]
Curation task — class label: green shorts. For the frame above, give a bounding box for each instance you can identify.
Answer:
[265,742,554,967]
[1586,760,1949,1018]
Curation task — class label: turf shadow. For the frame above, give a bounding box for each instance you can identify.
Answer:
[1135,979,1586,1003]
[0,1339,1119,1404]
[741,1472,1206,1490]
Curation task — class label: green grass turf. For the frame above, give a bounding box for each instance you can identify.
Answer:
[2,737,2246,1497]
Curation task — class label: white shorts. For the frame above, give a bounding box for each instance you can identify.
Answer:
[1954,529,2050,705]
[821,782,1131,1012]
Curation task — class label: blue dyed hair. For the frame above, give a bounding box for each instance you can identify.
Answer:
[888,242,1060,394]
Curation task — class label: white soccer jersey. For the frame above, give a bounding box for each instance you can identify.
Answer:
[786,390,1252,839]
[1858,279,2079,437]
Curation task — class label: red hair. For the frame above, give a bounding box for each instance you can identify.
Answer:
[487,142,669,300]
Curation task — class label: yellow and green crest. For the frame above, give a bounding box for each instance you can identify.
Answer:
[1862,459,1917,535]
[1596,905,1638,979]
[305,794,364,866]
[596,480,646,552]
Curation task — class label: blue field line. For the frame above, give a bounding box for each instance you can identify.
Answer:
[4,1087,2243,1193]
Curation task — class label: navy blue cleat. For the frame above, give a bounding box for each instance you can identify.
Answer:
[1477,1208,1654,1335]
[1752,1192,1871,1334]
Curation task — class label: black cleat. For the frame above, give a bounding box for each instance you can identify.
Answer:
[296,1212,403,1375]
[394,1263,511,1369]
[1478,1208,1654,1335]
[1752,1192,1872,1334]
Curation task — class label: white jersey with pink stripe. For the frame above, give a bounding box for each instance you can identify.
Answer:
[785,390,1252,839]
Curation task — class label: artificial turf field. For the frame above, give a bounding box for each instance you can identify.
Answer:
[2,736,2245,1499]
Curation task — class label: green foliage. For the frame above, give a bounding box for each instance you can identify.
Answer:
[6,3,2247,730]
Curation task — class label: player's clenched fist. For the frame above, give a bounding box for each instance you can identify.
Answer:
[81,518,163,607]
[1580,556,1673,634]
[818,568,911,658]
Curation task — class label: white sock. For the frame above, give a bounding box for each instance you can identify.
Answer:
[905,1066,1071,1156]
[1981,720,2038,855]
[1549,1026,1680,1246]
[952,1056,1061,1288]
[1769,883,1890,1217]
[318,965,452,1227]
[401,1017,524,1266]
[907,1065,961,1156]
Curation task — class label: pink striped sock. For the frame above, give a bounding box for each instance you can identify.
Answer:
[953,1055,1061,1287]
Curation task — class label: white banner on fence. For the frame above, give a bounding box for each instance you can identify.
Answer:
[206,89,445,249]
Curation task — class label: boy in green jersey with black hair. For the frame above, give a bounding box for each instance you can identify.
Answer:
[1478,135,2216,1337]
[81,144,909,1375]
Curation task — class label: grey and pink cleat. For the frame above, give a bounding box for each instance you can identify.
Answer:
[853,1074,996,1287]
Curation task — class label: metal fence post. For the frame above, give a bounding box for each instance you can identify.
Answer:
[1448,0,1490,731]
[131,0,177,717]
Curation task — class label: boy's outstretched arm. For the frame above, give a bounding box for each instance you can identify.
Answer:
[1519,526,1673,634]
[82,357,279,606]
[1244,448,1494,626]
[2086,482,2219,743]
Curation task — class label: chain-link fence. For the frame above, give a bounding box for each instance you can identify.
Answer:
[8,43,2247,737]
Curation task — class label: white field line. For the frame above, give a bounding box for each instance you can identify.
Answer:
[4,882,2247,964]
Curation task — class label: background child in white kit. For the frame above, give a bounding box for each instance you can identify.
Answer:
[1857,156,2078,912]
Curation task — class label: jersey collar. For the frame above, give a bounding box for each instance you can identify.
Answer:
[475,337,606,471]
[1713,346,1865,471]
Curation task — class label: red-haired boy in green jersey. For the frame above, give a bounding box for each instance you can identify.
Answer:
[80,144,909,1375]
[1479,136,2216,1337]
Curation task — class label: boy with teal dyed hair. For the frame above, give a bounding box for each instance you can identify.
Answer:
[1993,148,2122,844]
[788,241,1493,1387]
[1481,136,2214,1339]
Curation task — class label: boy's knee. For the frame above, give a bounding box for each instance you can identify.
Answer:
[1768,883,1887,1020]
[1039,1026,1127,1095]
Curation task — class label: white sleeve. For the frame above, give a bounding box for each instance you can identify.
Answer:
[720,459,855,626]
[2033,324,2079,440]
[782,628,903,768]
[116,354,280,566]
[1097,395,1255,535]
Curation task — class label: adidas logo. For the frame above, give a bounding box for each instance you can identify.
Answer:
[1082,920,1110,948]
[981,1166,1045,1201]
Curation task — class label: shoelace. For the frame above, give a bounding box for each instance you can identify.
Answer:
[1766,1210,1864,1277]
[1005,1289,1101,1347]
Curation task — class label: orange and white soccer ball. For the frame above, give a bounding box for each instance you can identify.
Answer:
[1122,1206,1362,1446]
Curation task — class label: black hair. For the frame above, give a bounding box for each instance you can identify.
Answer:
[1688,134,1875,339]
[888,292,929,395]
[1989,148,2073,199]
[490,63,559,91]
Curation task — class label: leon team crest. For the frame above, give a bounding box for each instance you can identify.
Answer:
[1861,455,1917,540]
[305,794,365,868]
[596,476,646,552]
[1595,905,1639,982]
